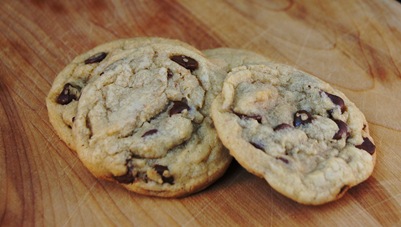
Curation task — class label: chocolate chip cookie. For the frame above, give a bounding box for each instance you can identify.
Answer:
[46,37,199,150]
[73,42,232,197]
[211,64,376,205]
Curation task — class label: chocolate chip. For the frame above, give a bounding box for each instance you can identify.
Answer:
[113,172,136,184]
[276,157,289,164]
[56,83,81,105]
[273,123,293,131]
[356,137,376,155]
[170,55,198,72]
[154,164,174,185]
[154,164,168,175]
[250,142,264,151]
[113,160,135,184]
[161,176,174,185]
[153,164,168,175]
[323,92,346,113]
[169,101,190,116]
[167,68,173,79]
[234,112,262,123]
[332,120,349,140]
[142,129,158,137]
[84,52,107,64]
[327,109,334,118]
[143,174,149,183]
[362,124,367,131]
[293,110,313,127]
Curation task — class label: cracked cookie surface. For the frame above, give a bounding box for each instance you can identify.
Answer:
[73,42,232,197]
[46,37,198,150]
[211,64,376,205]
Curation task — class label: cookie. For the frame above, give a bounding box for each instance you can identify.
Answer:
[211,64,376,205]
[73,41,232,197]
[203,48,271,72]
[46,37,198,150]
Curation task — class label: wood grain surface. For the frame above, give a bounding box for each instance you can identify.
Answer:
[1,0,401,226]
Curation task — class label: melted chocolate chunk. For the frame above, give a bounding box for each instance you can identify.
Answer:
[293,110,313,127]
[143,174,149,183]
[169,101,190,116]
[56,83,81,105]
[234,112,262,123]
[327,109,334,118]
[154,164,174,185]
[142,129,158,137]
[113,160,135,184]
[250,142,264,151]
[333,120,349,140]
[167,69,174,79]
[113,172,136,184]
[84,52,107,64]
[323,92,346,113]
[170,55,198,72]
[356,137,376,155]
[154,164,168,175]
[273,123,293,131]
[162,176,174,185]
[276,157,289,164]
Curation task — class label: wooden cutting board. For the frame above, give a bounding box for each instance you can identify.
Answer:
[1,0,401,226]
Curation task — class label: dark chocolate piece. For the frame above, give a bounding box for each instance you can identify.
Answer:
[154,164,174,184]
[293,110,313,127]
[161,176,174,185]
[356,137,376,155]
[250,142,264,151]
[234,112,262,123]
[154,164,168,175]
[273,123,293,131]
[170,55,198,72]
[332,120,349,140]
[323,91,346,113]
[142,129,158,137]
[169,101,190,116]
[84,52,107,64]
[167,69,174,79]
[56,83,81,105]
[113,160,135,184]
[276,157,289,164]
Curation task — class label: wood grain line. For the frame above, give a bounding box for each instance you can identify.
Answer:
[349,177,401,224]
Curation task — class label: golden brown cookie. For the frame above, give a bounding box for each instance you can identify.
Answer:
[73,40,232,197]
[211,64,376,205]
